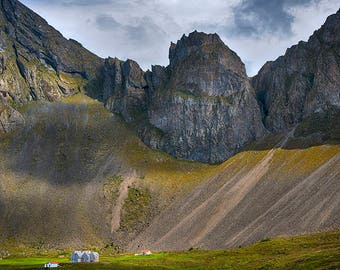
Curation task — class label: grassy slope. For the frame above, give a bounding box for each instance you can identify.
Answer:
[0,93,217,250]
[129,112,340,250]
[0,231,339,269]
[0,93,339,253]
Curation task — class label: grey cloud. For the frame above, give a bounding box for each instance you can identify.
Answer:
[95,14,167,48]
[61,0,112,5]
[126,17,167,45]
[24,0,135,7]
[21,0,338,74]
[232,0,315,37]
[95,14,122,30]
[60,0,149,7]
[94,14,167,45]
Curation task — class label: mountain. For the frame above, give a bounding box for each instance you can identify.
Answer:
[101,31,266,164]
[0,0,339,254]
[252,10,340,131]
[144,32,266,163]
[130,116,340,251]
[101,12,340,163]
[0,0,103,132]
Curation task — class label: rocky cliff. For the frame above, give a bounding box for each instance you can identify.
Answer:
[0,0,103,132]
[0,0,339,253]
[103,57,148,123]
[102,12,340,163]
[252,10,340,132]
[0,99,24,133]
[103,31,266,164]
[2,0,339,165]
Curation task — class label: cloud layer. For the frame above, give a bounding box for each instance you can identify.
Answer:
[21,0,338,75]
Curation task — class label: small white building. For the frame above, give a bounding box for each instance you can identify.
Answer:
[44,261,59,268]
[71,251,82,263]
[71,250,99,263]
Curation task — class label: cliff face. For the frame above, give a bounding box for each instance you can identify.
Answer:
[102,12,340,163]
[103,57,148,123]
[1,0,339,166]
[0,0,339,253]
[252,10,340,132]
[100,32,266,163]
[0,0,103,132]
[0,99,24,133]
[142,32,266,163]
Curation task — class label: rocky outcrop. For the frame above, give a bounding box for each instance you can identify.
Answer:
[101,32,266,163]
[103,57,147,122]
[252,10,340,132]
[141,31,266,163]
[0,0,103,111]
[0,99,24,133]
[1,0,339,165]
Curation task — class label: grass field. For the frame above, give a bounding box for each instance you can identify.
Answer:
[0,232,339,269]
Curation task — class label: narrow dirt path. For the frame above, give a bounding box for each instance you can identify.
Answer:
[111,171,136,233]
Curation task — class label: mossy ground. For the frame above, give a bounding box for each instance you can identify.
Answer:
[0,231,339,269]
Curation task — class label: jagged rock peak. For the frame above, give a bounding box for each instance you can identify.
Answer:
[138,30,266,163]
[169,31,223,56]
[0,0,104,108]
[168,31,246,77]
[252,9,340,132]
[308,8,340,45]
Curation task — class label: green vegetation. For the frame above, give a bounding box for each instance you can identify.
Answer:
[103,175,124,202]
[173,89,198,99]
[120,185,153,232]
[0,231,339,269]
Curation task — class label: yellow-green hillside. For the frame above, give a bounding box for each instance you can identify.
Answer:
[0,231,339,269]
[0,93,339,254]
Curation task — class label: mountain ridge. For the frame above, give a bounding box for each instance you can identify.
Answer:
[1,0,339,165]
[0,0,339,253]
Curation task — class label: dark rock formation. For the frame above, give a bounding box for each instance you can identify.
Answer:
[1,0,339,165]
[0,99,24,133]
[103,57,147,123]
[252,10,340,132]
[102,31,267,164]
[141,31,266,163]
[0,0,103,108]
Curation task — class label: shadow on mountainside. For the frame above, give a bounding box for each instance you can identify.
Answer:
[0,98,130,186]
[242,108,340,153]
[0,96,339,187]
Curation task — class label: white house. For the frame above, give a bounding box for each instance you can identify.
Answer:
[71,251,99,263]
[44,261,59,268]
[71,251,82,263]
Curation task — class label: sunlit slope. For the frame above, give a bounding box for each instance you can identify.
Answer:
[130,112,340,251]
[0,94,216,249]
[0,95,339,252]
[0,232,339,269]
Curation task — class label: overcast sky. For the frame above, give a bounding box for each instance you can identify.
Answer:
[21,0,338,76]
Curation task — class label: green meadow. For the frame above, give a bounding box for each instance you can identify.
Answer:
[0,231,339,269]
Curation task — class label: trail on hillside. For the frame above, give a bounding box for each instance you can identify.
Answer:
[111,171,137,233]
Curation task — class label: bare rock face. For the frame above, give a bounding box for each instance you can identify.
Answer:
[142,31,266,163]
[103,58,147,123]
[0,99,24,133]
[0,0,103,115]
[252,10,340,132]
